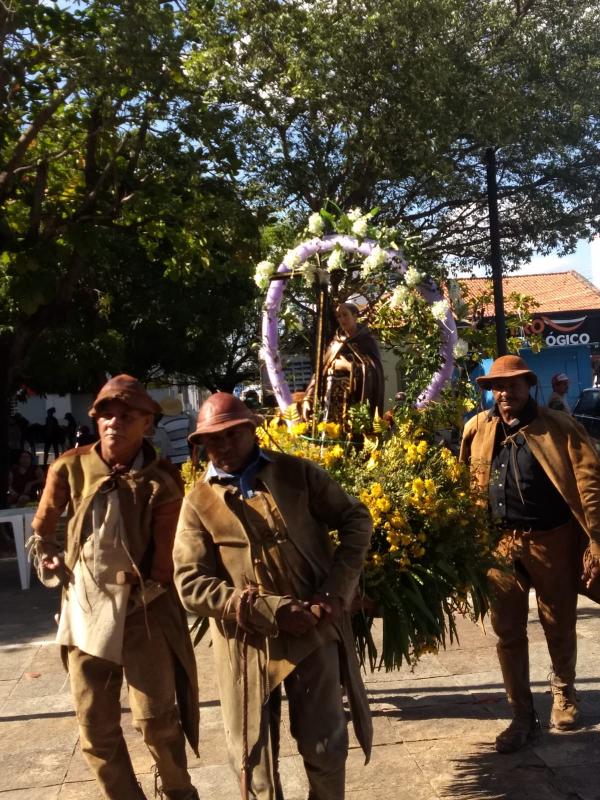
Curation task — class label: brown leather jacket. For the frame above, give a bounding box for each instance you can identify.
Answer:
[460,406,600,555]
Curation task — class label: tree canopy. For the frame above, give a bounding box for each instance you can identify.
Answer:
[185,0,600,271]
[0,0,260,399]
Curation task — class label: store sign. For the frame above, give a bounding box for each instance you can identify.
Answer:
[522,313,600,347]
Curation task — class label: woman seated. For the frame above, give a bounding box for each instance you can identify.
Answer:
[304,302,385,424]
[8,450,43,507]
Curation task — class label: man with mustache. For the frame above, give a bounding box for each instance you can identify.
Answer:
[460,355,600,753]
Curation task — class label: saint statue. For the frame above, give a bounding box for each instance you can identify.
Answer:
[304,302,385,424]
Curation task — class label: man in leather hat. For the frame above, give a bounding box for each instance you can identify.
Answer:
[173,392,373,800]
[460,355,600,753]
[29,375,200,800]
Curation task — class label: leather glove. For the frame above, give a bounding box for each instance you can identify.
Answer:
[310,592,344,624]
[276,600,319,637]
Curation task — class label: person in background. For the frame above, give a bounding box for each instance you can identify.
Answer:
[8,450,43,506]
[75,424,97,447]
[174,392,373,800]
[460,355,600,754]
[64,412,78,448]
[28,375,199,800]
[548,372,572,413]
[157,396,190,467]
[43,407,62,465]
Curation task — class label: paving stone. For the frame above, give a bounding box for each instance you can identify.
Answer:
[10,669,71,699]
[0,749,72,791]
[0,788,61,799]
[346,741,434,796]
[1,691,74,718]
[553,763,600,800]
[0,678,17,703]
[58,780,102,799]
[0,645,38,681]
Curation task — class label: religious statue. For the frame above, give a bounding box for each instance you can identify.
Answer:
[304,302,385,424]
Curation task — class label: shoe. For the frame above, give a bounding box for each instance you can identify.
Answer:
[550,684,580,730]
[495,711,541,753]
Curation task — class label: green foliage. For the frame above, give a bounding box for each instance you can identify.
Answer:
[246,408,497,670]
[0,0,260,396]
[186,0,600,272]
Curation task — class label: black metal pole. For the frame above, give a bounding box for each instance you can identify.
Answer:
[484,147,508,356]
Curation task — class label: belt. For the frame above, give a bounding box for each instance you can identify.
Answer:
[503,518,573,538]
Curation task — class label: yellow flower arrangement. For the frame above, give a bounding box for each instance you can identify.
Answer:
[182,404,497,671]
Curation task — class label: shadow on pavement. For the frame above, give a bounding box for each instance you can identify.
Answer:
[0,557,60,645]
[441,727,600,799]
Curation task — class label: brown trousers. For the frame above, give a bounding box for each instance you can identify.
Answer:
[67,605,193,800]
[488,519,579,716]
[228,640,349,800]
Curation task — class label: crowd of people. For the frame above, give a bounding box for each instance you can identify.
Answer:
[16,355,600,799]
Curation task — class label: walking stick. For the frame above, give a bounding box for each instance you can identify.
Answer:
[240,633,250,800]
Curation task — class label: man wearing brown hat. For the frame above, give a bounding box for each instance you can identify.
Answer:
[460,355,600,753]
[29,375,199,800]
[173,392,373,800]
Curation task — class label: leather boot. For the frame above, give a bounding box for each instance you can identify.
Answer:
[495,638,541,753]
[495,708,541,753]
[550,680,580,731]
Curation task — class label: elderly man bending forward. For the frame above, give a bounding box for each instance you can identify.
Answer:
[174,392,373,800]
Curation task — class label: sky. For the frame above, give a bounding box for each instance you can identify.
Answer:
[518,239,594,283]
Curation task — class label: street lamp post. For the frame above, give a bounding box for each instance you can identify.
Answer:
[484,147,508,356]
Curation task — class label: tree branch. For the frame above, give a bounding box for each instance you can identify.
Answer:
[0,81,74,199]
[25,158,48,242]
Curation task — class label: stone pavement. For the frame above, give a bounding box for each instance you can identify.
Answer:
[1,556,600,800]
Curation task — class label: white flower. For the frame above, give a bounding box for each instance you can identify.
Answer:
[347,207,363,221]
[302,261,318,287]
[351,216,369,238]
[389,285,411,309]
[283,249,302,270]
[308,212,325,236]
[404,266,423,288]
[327,247,345,271]
[254,260,275,290]
[361,245,387,277]
[431,298,450,321]
[453,338,469,359]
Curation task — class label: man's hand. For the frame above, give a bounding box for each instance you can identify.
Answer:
[40,554,63,571]
[276,600,319,637]
[582,545,600,589]
[310,593,344,624]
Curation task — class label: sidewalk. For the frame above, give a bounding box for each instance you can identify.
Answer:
[1,556,599,799]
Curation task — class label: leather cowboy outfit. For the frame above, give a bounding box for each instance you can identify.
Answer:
[173,393,373,799]
[460,356,600,752]
[30,375,200,799]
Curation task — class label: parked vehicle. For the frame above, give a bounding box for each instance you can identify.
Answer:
[573,388,600,441]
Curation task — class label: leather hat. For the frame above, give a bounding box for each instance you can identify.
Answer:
[476,355,537,387]
[189,392,259,443]
[89,374,161,417]
[159,396,183,416]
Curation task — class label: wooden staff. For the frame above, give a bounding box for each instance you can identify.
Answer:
[312,269,330,438]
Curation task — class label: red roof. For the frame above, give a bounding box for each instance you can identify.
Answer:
[460,271,600,314]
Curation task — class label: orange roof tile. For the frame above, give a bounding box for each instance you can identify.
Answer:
[460,271,600,315]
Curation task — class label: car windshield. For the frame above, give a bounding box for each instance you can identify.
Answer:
[575,391,600,416]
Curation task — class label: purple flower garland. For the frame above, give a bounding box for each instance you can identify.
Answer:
[261,235,458,411]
